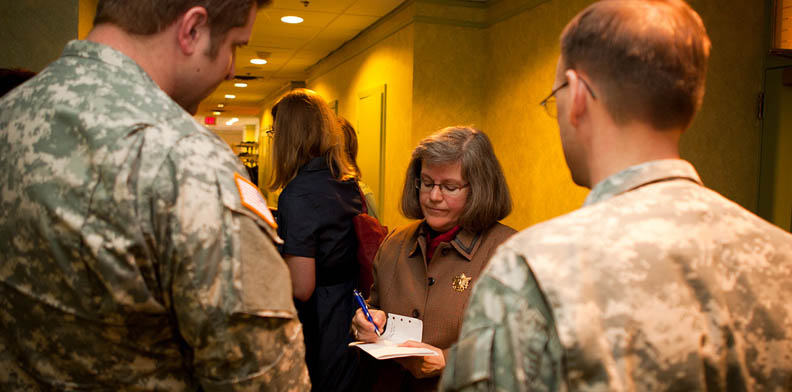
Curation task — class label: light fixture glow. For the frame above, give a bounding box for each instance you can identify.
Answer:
[234,82,248,88]
[280,16,303,24]
[217,104,225,108]
[225,117,240,126]
[224,94,236,99]
[213,111,221,115]
[250,58,267,65]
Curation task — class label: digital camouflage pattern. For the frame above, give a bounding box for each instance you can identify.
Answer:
[0,40,310,391]
[442,159,792,391]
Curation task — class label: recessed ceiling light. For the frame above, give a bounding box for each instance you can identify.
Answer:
[281,16,303,24]
[217,104,225,108]
[225,94,236,99]
[250,58,267,65]
[234,83,248,88]
[226,117,239,126]
[213,111,221,115]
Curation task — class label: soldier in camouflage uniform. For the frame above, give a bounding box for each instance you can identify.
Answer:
[442,0,792,391]
[0,1,310,390]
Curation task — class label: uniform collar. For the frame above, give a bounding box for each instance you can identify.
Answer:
[62,40,157,90]
[584,159,702,206]
[409,221,481,261]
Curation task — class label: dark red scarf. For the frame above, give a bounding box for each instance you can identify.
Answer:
[426,225,461,260]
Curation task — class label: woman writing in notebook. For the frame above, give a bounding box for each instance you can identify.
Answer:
[269,89,362,391]
[351,126,516,391]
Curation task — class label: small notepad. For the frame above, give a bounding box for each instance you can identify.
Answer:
[349,313,438,360]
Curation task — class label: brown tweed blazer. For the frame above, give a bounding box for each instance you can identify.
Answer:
[365,220,516,391]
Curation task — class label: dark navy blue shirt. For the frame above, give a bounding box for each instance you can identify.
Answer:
[276,156,363,392]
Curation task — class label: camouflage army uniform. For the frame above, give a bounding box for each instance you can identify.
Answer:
[441,159,792,391]
[0,40,310,391]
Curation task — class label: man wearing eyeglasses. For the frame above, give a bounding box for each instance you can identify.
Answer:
[441,0,792,390]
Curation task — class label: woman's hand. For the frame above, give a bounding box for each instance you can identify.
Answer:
[351,308,387,342]
[394,341,445,378]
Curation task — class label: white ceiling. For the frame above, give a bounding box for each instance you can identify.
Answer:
[198,0,406,118]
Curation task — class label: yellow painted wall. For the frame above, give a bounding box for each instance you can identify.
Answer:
[411,2,487,145]
[308,13,415,229]
[681,0,766,212]
[412,21,486,144]
[758,69,792,230]
[258,107,279,205]
[78,0,98,39]
[0,1,79,71]
[482,0,592,230]
[758,0,792,231]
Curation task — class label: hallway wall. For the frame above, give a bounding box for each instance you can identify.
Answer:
[0,1,79,71]
[308,9,416,227]
[482,0,592,230]
[305,1,489,229]
[0,0,97,70]
[411,2,487,141]
[682,0,767,212]
[78,0,99,40]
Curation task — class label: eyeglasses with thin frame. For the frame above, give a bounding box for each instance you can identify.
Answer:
[414,178,469,197]
[539,77,597,118]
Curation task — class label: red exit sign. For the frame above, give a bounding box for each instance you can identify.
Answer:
[204,116,216,125]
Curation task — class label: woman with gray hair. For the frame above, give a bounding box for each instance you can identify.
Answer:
[351,126,516,391]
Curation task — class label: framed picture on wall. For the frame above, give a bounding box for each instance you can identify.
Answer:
[772,0,792,55]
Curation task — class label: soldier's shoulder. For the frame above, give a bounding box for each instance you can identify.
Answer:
[502,205,595,254]
[699,186,792,243]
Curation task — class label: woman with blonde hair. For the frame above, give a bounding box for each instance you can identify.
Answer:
[351,126,516,391]
[270,88,361,391]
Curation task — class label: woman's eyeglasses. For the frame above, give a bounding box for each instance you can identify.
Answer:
[414,178,469,197]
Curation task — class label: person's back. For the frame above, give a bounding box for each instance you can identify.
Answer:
[0,1,309,390]
[503,159,792,389]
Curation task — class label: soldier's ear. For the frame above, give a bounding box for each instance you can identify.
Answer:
[566,69,588,128]
[176,7,209,55]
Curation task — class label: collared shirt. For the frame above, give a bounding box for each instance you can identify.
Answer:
[0,40,309,391]
[368,220,515,392]
[583,159,702,205]
[442,159,792,391]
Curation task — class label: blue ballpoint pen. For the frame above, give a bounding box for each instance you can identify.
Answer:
[353,289,381,337]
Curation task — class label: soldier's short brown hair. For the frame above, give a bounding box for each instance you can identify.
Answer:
[401,126,512,232]
[93,0,271,57]
[561,0,711,130]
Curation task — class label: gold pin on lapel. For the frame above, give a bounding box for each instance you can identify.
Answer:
[452,273,472,292]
